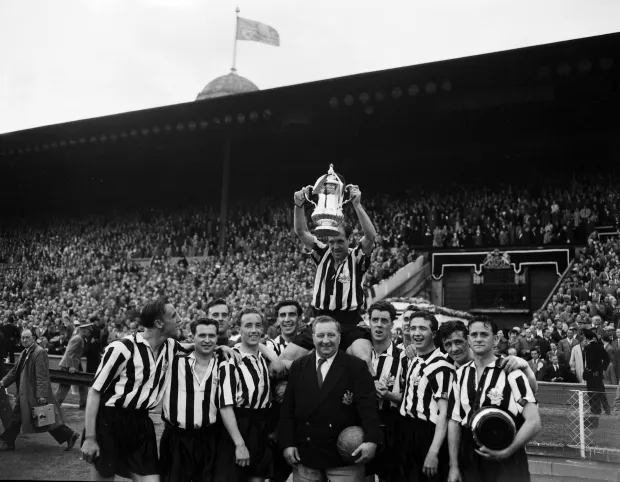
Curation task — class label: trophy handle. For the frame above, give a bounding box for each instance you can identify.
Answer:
[342,184,354,204]
[303,186,317,207]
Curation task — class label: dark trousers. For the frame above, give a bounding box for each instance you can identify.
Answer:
[586,374,611,415]
[0,396,73,446]
[459,429,530,482]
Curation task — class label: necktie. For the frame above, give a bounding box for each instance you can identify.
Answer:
[554,365,558,372]
[317,358,327,390]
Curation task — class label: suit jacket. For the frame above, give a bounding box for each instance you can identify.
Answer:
[1,344,65,434]
[278,350,382,469]
[58,334,85,370]
[528,359,547,381]
[558,337,579,359]
[542,363,573,382]
[547,350,567,366]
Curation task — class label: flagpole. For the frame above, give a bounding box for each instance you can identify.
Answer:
[231,6,240,73]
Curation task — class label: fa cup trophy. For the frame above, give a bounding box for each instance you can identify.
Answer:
[470,406,516,451]
[303,164,353,237]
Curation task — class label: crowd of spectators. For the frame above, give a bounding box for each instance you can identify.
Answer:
[1,173,620,365]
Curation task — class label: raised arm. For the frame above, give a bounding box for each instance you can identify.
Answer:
[294,188,315,250]
[349,186,376,255]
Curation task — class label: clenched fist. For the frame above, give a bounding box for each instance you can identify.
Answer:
[294,188,308,207]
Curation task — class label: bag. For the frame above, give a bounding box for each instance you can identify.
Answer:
[32,404,56,428]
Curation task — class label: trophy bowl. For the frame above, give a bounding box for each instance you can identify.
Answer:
[304,164,353,237]
[470,406,516,451]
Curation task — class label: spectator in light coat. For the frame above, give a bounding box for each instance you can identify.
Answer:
[570,338,586,383]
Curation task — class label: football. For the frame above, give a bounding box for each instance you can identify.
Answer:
[336,426,364,464]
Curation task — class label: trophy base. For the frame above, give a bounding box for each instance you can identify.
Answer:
[314,226,342,237]
[311,209,345,238]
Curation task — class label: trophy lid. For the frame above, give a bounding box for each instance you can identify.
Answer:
[313,164,345,192]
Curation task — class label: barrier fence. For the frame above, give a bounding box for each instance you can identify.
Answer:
[530,388,620,463]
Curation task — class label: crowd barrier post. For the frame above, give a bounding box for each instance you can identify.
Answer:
[578,390,586,459]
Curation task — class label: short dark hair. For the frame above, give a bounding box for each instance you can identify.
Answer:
[602,335,612,343]
[469,315,498,335]
[312,315,341,334]
[205,298,229,315]
[530,347,539,354]
[367,301,396,322]
[274,300,302,318]
[408,311,438,332]
[439,320,468,342]
[140,297,170,329]
[190,318,219,335]
[235,307,264,327]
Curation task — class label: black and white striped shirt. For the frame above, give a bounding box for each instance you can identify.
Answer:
[92,333,183,410]
[449,359,537,428]
[399,347,455,425]
[265,335,291,357]
[372,342,402,412]
[219,348,271,410]
[311,238,370,313]
[393,350,410,407]
[162,352,222,429]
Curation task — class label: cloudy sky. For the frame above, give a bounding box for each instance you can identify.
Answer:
[1,0,619,134]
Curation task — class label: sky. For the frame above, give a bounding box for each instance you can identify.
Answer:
[1,0,619,134]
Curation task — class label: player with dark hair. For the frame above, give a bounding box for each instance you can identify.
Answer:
[268,300,304,357]
[447,317,541,482]
[81,296,188,481]
[270,182,377,376]
[365,300,401,482]
[160,318,226,482]
[393,311,454,482]
[266,300,305,482]
[217,307,273,482]
[439,320,539,393]
[206,298,234,347]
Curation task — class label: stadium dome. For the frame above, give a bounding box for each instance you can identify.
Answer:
[195,70,259,101]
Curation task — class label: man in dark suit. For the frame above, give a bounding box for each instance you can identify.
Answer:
[542,354,574,382]
[547,342,568,366]
[279,316,382,482]
[558,327,579,361]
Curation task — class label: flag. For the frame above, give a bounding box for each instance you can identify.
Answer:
[236,17,280,46]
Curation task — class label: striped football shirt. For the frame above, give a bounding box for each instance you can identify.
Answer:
[311,238,370,313]
[399,347,455,424]
[372,341,402,412]
[449,359,537,427]
[265,335,291,357]
[92,332,185,410]
[162,352,223,429]
[219,348,271,410]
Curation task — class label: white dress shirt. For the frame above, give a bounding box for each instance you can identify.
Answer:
[316,352,338,380]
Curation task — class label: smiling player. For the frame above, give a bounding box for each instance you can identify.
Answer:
[160,318,225,482]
